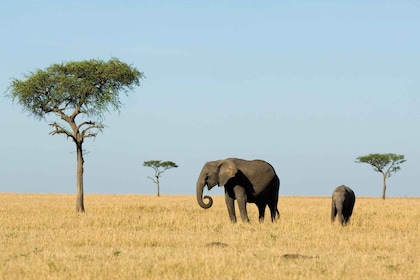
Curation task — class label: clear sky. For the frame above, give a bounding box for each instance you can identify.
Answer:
[1,0,419,197]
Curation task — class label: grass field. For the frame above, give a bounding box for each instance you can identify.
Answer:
[0,193,419,279]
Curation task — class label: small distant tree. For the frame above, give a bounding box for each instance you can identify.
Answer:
[143,160,178,196]
[6,58,144,212]
[355,153,406,199]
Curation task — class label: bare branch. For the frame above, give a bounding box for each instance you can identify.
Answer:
[70,104,82,122]
[51,107,73,125]
[147,176,158,184]
[77,121,94,131]
[49,122,75,141]
[81,123,104,139]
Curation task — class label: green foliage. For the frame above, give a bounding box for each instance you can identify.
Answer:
[7,58,144,120]
[143,160,178,178]
[6,58,143,143]
[355,153,406,177]
[144,160,178,169]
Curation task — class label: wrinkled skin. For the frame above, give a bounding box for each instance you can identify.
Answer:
[196,158,280,223]
[331,185,355,226]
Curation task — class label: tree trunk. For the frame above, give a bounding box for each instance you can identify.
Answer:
[76,142,85,212]
[382,172,387,200]
[156,176,160,197]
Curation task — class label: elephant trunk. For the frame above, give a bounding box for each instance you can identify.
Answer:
[196,170,213,209]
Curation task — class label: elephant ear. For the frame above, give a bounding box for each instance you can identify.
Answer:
[218,160,238,186]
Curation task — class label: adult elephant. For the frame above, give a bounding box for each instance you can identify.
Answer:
[331,185,355,226]
[196,158,280,223]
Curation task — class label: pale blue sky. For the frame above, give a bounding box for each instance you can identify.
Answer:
[1,1,419,197]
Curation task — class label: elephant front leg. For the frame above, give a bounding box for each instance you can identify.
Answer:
[234,186,250,223]
[225,190,237,223]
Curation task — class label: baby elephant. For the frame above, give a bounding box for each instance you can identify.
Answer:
[331,185,355,226]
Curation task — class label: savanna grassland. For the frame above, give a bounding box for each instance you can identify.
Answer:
[0,194,418,280]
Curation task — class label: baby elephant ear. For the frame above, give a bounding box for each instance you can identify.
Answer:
[218,160,238,186]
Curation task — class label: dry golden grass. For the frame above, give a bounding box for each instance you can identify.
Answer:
[0,193,419,279]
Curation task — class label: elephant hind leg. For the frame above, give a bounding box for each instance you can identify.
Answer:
[340,215,347,226]
[273,209,280,222]
[342,215,349,225]
[341,209,353,225]
[337,208,346,225]
[257,203,267,222]
[268,204,280,222]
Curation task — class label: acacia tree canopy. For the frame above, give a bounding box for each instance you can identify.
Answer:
[355,153,406,199]
[143,160,178,196]
[7,58,144,212]
[8,58,142,120]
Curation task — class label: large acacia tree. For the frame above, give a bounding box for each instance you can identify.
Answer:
[355,153,406,199]
[7,58,144,212]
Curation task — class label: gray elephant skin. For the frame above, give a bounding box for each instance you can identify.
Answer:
[196,158,280,223]
[331,185,355,226]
